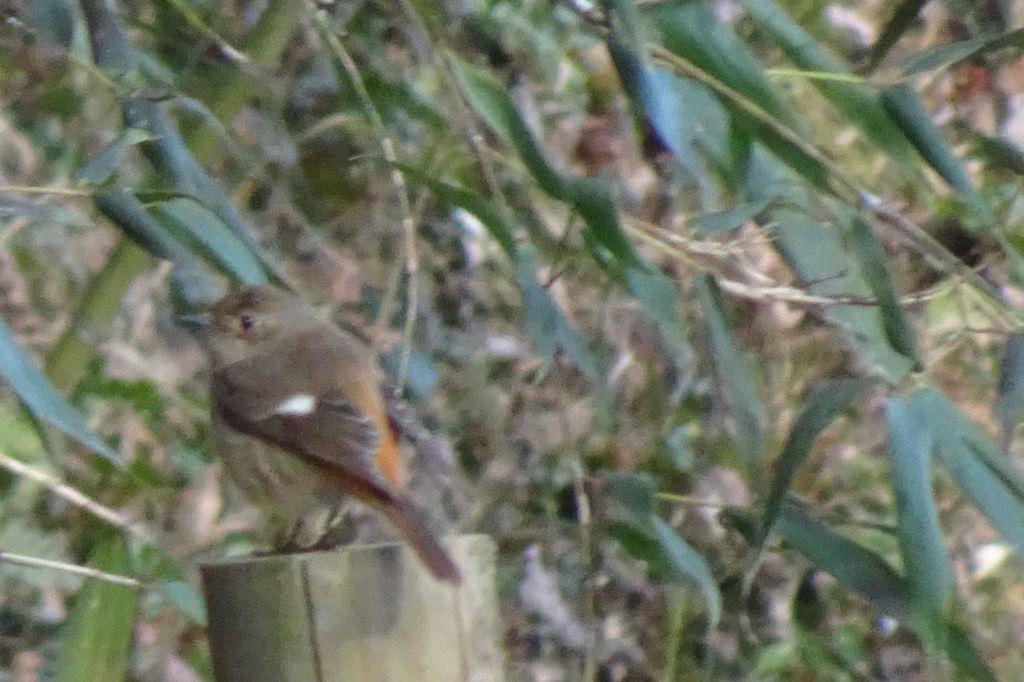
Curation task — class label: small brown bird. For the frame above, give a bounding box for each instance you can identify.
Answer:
[199,284,461,584]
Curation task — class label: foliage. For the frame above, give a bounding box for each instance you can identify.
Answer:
[2,0,1024,678]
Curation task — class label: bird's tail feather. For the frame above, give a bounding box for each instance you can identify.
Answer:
[383,498,463,585]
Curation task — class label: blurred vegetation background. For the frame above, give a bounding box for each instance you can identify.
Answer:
[3,0,1024,679]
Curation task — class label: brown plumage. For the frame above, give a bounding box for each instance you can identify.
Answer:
[203,285,461,585]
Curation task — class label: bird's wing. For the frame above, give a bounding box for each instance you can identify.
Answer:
[211,364,390,491]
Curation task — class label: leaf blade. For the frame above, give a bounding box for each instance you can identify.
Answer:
[0,316,119,464]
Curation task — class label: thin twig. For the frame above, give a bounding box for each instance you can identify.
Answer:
[0,550,142,588]
[0,450,150,541]
[656,492,734,509]
[313,8,420,392]
[626,222,954,309]
[0,185,92,197]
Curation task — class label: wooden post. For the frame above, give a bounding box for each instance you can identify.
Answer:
[200,535,503,681]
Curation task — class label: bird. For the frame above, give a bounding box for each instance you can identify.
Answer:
[195,284,461,585]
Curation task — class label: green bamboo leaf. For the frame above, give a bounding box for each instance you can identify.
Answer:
[900,29,1024,76]
[449,54,568,198]
[124,97,286,285]
[56,537,138,682]
[645,2,792,124]
[772,208,916,383]
[757,378,872,548]
[604,0,722,206]
[971,132,1024,176]
[607,44,720,207]
[944,622,998,682]
[74,129,153,185]
[395,164,516,257]
[94,190,222,307]
[778,504,909,619]
[645,2,830,190]
[604,471,658,530]
[697,197,775,235]
[866,0,929,71]
[0,316,119,464]
[623,265,689,358]
[516,248,601,381]
[737,0,917,166]
[651,516,722,629]
[450,58,636,264]
[694,276,763,465]
[996,334,1024,441]
[909,388,1024,558]
[152,198,267,284]
[880,84,979,201]
[885,397,952,642]
[568,176,641,266]
[848,217,921,365]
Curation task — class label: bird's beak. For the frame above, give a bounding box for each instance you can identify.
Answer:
[176,313,210,331]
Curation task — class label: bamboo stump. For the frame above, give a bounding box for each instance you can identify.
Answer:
[200,535,502,681]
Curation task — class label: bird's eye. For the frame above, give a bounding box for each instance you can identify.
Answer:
[239,314,254,331]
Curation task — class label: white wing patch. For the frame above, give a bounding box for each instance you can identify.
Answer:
[275,394,317,415]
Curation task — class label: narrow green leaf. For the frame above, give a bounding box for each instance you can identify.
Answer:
[909,388,1024,558]
[569,176,641,266]
[901,29,1024,76]
[944,622,998,682]
[94,190,221,307]
[737,0,917,166]
[646,2,830,190]
[651,516,721,629]
[624,265,689,358]
[604,471,657,527]
[697,197,774,235]
[971,132,1024,176]
[778,504,909,619]
[396,164,516,257]
[56,538,138,682]
[516,249,601,381]
[695,276,763,465]
[885,397,952,637]
[607,43,720,208]
[772,208,916,383]
[866,0,930,71]
[604,0,721,206]
[606,521,666,566]
[880,84,978,200]
[758,379,872,546]
[449,55,568,197]
[848,217,921,365]
[124,97,286,285]
[645,2,793,125]
[74,129,153,185]
[914,388,1024,501]
[996,334,1024,441]
[153,198,267,284]
[0,316,119,464]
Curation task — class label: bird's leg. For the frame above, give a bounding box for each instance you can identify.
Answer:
[304,504,350,552]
